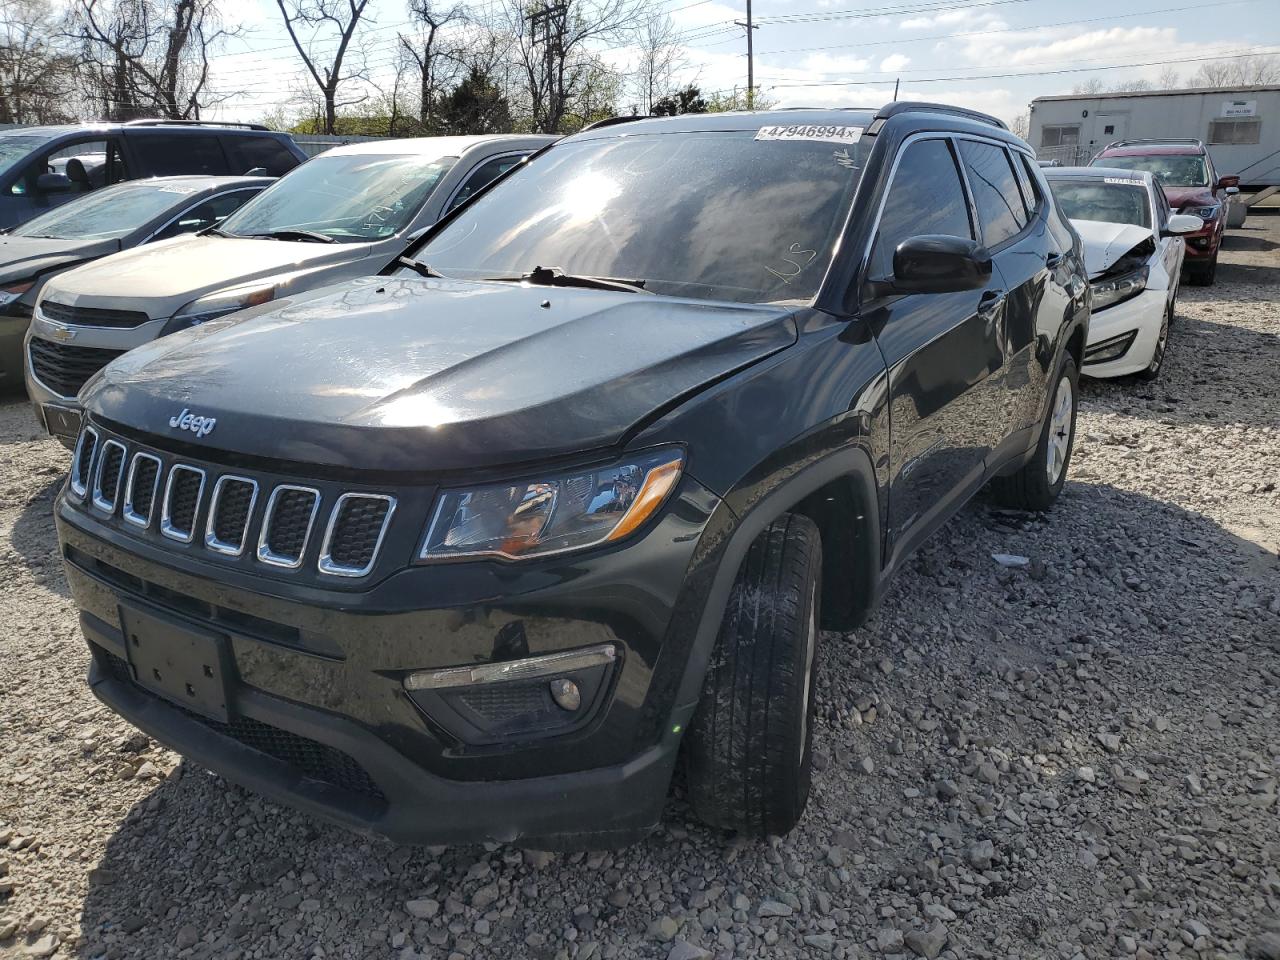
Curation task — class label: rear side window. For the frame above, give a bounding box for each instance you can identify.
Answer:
[958,140,1027,247]
[1012,153,1039,217]
[869,138,973,280]
[225,137,302,176]
[131,134,229,176]
[152,189,262,241]
[446,154,527,213]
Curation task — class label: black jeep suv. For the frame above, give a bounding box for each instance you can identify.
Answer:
[56,104,1088,847]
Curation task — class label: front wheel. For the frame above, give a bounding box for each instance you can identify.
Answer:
[1135,300,1172,382]
[989,356,1079,511]
[684,514,822,837]
[1187,254,1217,286]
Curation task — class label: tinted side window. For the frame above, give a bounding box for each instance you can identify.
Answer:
[226,137,303,176]
[131,134,228,176]
[11,138,128,196]
[152,189,262,241]
[447,154,526,212]
[1012,153,1038,217]
[958,140,1027,247]
[869,138,973,280]
[1153,183,1169,232]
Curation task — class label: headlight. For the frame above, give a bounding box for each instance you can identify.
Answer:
[162,283,276,336]
[1182,205,1218,220]
[420,448,684,562]
[1090,264,1149,311]
[0,279,34,307]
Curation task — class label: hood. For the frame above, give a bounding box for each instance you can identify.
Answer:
[0,234,118,282]
[83,277,798,473]
[1161,186,1215,209]
[40,234,376,318]
[1069,219,1155,277]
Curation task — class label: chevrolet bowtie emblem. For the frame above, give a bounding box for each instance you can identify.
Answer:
[48,324,75,342]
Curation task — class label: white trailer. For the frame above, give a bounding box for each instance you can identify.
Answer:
[1028,85,1280,195]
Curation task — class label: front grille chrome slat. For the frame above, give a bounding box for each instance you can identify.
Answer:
[161,465,206,543]
[205,476,259,556]
[70,426,99,499]
[123,453,162,528]
[318,493,396,578]
[257,485,321,568]
[91,440,127,514]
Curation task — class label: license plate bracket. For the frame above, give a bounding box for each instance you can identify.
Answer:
[121,604,232,722]
[41,402,82,440]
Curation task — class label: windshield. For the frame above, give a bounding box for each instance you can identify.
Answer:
[1098,155,1207,188]
[414,130,871,303]
[0,134,50,176]
[221,152,455,242]
[1051,179,1150,228]
[12,181,200,240]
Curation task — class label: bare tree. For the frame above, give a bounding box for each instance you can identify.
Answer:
[67,0,236,119]
[1190,59,1235,87]
[275,0,373,134]
[632,11,683,114]
[1225,53,1280,85]
[397,0,467,132]
[1010,112,1029,140]
[0,0,77,123]
[1071,77,1105,95]
[1156,65,1180,89]
[508,0,642,133]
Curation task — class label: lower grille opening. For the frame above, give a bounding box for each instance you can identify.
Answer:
[102,652,386,805]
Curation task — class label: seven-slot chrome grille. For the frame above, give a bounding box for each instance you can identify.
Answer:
[67,425,398,580]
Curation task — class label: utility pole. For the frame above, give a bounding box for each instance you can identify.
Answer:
[734,0,758,110]
[528,2,568,131]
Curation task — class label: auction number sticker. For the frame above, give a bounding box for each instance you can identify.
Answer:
[1103,177,1145,186]
[756,124,863,145]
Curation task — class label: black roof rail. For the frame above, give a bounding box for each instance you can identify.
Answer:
[580,114,652,132]
[868,101,1008,133]
[123,118,271,131]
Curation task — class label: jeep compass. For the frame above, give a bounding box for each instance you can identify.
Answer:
[57,104,1089,847]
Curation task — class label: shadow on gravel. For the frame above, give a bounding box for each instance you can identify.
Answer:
[1221,232,1278,254]
[69,482,1279,960]
[9,474,69,598]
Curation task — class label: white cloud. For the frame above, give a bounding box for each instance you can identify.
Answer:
[879,53,910,72]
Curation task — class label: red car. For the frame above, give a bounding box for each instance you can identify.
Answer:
[1091,138,1239,285]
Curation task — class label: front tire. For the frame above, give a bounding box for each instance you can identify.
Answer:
[684,514,822,837]
[1188,253,1217,286]
[989,356,1079,511]
[1135,300,1172,382]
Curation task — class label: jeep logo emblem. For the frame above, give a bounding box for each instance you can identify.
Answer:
[169,408,217,438]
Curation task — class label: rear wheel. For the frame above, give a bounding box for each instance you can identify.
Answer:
[989,357,1079,511]
[1135,299,1172,382]
[684,514,821,837]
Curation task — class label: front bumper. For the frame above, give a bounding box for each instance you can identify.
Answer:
[1082,286,1167,378]
[1181,220,1222,260]
[57,451,725,846]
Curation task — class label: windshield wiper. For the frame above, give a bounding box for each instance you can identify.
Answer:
[486,266,650,294]
[396,256,446,279]
[247,229,337,244]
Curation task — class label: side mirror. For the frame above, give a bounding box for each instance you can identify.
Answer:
[35,172,73,194]
[1217,175,1239,190]
[1166,214,1204,235]
[889,235,992,294]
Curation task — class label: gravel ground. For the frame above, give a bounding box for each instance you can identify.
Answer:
[1,214,1278,960]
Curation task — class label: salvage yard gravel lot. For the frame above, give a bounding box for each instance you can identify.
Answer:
[1,214,1278,960]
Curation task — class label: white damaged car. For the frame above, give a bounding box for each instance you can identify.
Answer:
[1045,166,1202,380]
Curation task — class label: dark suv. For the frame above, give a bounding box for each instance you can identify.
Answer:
[0,120,305,229]
[56,104,1089,847]
[1091,138,1238,285]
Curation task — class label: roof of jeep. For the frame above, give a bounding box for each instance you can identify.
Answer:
[1098,143,1204,157]
[570,109,881,140]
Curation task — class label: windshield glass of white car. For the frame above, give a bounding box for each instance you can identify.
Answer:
[220,153,456,242]
[1101,156,1207,187]
[1052,181,1150,228]
[11,181,200,240]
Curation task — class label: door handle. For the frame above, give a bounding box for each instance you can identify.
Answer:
[1045,252,1064,269]
[978,289,1004,331]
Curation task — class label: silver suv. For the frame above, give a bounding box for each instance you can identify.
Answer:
[26,134,554,442]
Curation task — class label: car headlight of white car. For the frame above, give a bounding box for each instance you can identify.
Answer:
[1090,264,1149,311]
[162,283,277,336]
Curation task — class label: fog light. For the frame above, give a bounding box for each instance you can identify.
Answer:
[550,678,581,711]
